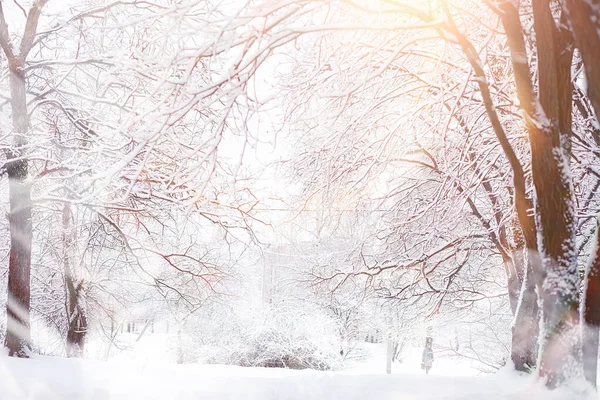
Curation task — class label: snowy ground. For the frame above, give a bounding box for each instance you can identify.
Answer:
[0,335,596,399]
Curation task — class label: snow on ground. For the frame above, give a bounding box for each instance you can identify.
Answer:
[0,336,596,399]
[346,342,483,376]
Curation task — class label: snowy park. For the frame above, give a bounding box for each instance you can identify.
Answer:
[1,338,594,400]
[0,0,599,399]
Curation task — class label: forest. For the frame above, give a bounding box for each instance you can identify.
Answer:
[0,0,600,398]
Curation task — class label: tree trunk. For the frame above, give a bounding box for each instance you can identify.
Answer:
[510,248,539,372]
[560,0,600,118]
[4,59,32,358]
[176,328,184,364]
[63,203,87,358]
[560,8,600,387]
[506,258,522,317]
[530,0,579,388]
[1,0,51,358]
[583,225,600,387]
[65,279,87,358]
[386,335,393,374]
[492,0,578,386]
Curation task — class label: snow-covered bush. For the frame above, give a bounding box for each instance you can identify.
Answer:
[175,300,344,370]
[229,327,335,370]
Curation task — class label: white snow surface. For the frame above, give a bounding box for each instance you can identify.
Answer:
[0,341,596,399]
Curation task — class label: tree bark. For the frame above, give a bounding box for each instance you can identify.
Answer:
[510,248,539,372]
[561,0,600,387]
[4,58,32,358]
[386,335,392,374]
[583,225,600,387]
[530,0,579,388]
[63,203,87,358]
[1,0,51,358]
[560,0,600,119]
[491,0,579,386]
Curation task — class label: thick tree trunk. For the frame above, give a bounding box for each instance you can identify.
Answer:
[491,0,578,386]
[583,226,600,387]
[1,0,51,358]
[530,0,579,388]
[531,125,579,387]
[63,203,87,357]
[4,60,32,358]
[561,6,600,386]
